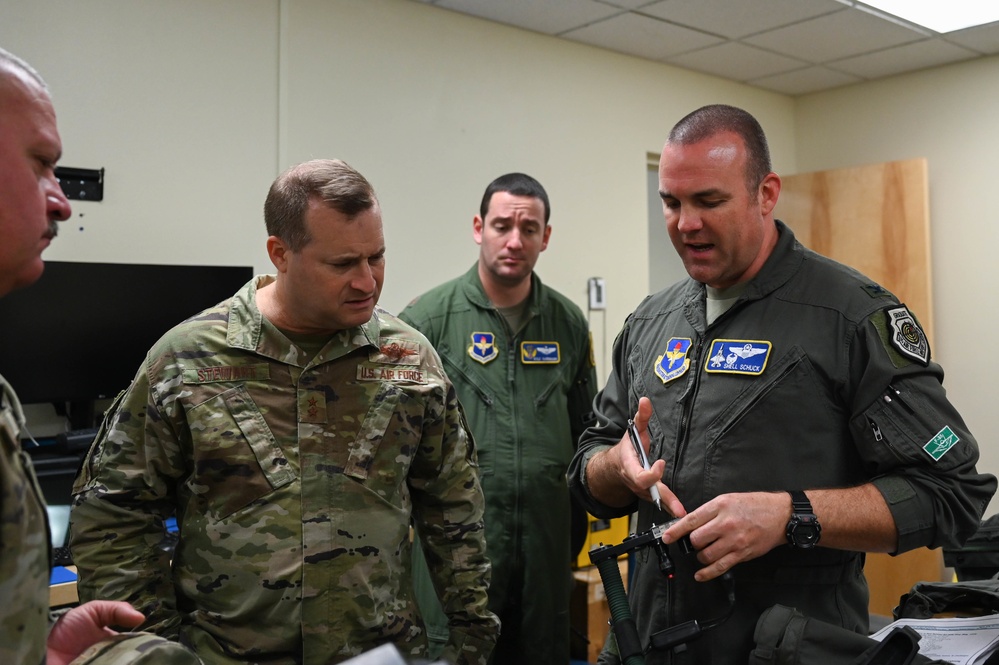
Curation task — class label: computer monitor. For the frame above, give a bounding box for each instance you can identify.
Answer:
[0,261,253,428]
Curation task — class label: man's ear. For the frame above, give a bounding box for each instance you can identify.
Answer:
[266,236,290,273]
[758,172,782,216]
[472,215,484,246]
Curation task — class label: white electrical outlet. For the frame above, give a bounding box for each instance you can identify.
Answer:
[587,277,606,310]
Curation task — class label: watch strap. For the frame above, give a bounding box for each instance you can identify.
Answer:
[789,489,813,514]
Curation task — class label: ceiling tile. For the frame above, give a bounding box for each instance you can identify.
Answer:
[639,0,845,39]
[945,22,999,55]
[829,38,980,79]
[749,65,861,95]
[667,42,807,81]
[744,6,926,63]
[561,12,722,60]
[429,0,623,35]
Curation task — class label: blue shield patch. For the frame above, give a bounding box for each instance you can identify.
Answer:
[704,339,772,375]
[654,338,692,384]
[521,341,560,364]
[468,332,499,364]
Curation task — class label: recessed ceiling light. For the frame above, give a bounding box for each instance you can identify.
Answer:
[859,0,999,33]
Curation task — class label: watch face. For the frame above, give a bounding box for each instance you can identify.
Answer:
[789,515,821,548]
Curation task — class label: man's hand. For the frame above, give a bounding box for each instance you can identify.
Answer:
[588,397,686,516]
[47,600,145,665]
[662,491,789,582]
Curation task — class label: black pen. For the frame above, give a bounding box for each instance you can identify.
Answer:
[627,418,663,511]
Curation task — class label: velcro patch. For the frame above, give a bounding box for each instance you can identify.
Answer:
[357,365,425,383]
[654,338,692,384]
[184,364,271,384]
[521,342,560,364]
[704,340,772,375]
[369,339,421,365]
[923,425,959,461]
[885,305,929,366]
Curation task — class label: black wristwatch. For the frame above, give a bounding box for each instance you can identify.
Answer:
[786,490,821,549]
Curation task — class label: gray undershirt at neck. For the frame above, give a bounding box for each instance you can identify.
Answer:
[705,283,747,325]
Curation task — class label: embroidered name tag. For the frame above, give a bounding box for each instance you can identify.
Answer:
[704,340,772,375]
[521,342,560,364]
[923,426,959,461]
[468,332,498,364]
[357,366,425,383]
[654,338,692,384]
[183,364,271,384]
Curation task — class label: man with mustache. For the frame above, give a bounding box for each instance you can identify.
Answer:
[401,173,598,664]
[0,47,201,665]
[70,159,498,665]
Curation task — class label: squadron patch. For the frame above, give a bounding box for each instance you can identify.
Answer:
[885,305,929,366]
[521,342,560,364]
[924,425,960,461]
[704,340,772,375]
[654,338,692,384]
[468,332,499,364]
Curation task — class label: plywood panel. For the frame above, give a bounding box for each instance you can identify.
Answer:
[777,159,933,342]
[776,158,942,618]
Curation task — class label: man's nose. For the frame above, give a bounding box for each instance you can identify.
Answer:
[47,177,72,222]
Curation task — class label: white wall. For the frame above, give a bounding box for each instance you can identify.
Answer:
[2,0,992,512]
[795,57,999,514]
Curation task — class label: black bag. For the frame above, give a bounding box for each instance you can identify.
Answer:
[749,604,949,665]
[896,577,999,619]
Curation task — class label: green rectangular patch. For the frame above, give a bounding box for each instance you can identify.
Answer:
[923,426,960,461]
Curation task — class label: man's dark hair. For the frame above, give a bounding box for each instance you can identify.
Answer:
[264,159,377,251]
[479,172,551,223]
[668,104,772,192]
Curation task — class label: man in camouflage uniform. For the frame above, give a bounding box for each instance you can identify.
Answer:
[0,47,201,665]
[71,159,499,665]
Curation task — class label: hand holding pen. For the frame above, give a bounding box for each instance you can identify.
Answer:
[627,417,663,512]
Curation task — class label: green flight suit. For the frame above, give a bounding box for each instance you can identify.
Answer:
[401,264,597,664]
[568,222,996,665]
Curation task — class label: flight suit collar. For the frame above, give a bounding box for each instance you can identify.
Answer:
[458,262,544,316]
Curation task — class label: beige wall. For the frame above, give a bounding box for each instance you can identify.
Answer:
[1,0,993,512]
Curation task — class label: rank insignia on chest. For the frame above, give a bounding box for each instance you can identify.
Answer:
[521,341,560,364]
[704,339,772,375]
[885,305,929,366]
[468,332,499,364]
[655,337,692,384]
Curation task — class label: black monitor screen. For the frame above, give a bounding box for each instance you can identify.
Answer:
[0,261,253,409]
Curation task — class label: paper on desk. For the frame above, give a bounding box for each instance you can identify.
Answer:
[869,614,999,665]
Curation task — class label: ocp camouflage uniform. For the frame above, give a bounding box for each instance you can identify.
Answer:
[71,276,498,665]
[1,373,49,665]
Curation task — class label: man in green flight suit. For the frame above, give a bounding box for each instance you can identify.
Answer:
[401,173,598,664]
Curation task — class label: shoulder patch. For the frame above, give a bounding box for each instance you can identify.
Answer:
[924,426,959,461]
[884,305,929,366]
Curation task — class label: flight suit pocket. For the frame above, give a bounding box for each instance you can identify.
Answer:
[191,385,295,520]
